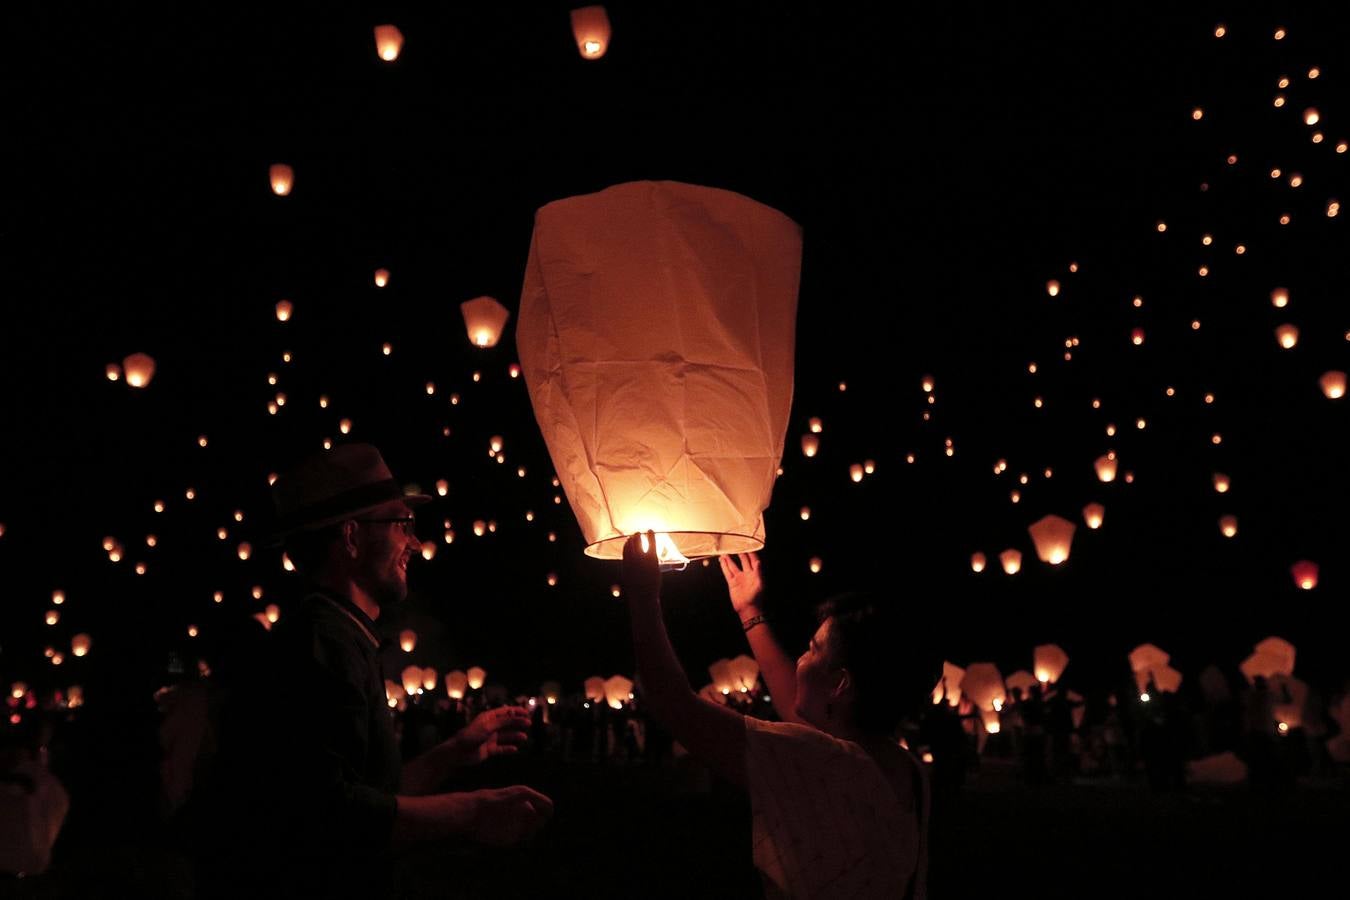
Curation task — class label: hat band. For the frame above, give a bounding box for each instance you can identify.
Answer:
[278,478,405,530]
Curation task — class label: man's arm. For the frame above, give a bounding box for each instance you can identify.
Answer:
[721,554,805,724]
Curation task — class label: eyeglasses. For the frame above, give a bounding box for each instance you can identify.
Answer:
[353,516,417,536]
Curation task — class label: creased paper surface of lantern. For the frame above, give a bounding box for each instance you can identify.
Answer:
[517,181,802,561]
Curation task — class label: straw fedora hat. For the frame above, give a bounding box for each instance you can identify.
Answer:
[271,443,431,539]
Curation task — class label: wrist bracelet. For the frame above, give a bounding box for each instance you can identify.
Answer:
[741,614,767,633]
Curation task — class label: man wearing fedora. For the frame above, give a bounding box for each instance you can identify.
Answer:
[199,444,552,898]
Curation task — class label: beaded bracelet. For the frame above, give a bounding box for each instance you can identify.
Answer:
[741,613,767,633]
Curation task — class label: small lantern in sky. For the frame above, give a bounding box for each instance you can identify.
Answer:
[401,666,423,696]
[71,634,91,657]
[467,666,487,690]
[583,676,606,703]
[1275,324,1299,349]
[461,296,510,348]
[374,268,390,288]
[1082,503,1104,529]
[1321,371,1347,399]
[123,353,156,388]
[275,300,293,322]
[105,363,121,381]
[420,541,436,561]
[1046,279,1060,297]
[1219,515,1238,538]
[1270,287,1289,308]
[808,417,823,433]
[849,464,864,483]
[1027,514,1076,565]
[1000,549,1022,575]
[1033,644,1069,684]
[570,6,611,59]
[374,25,403,61]
[801,435,820,458]
[1213,473,1231,493]
[516,181,800,563]
[1291,560,1318,590]
[399,630,416,653]
[445,670,468,700]
[970,552,986,573]
[421,668,438,692]
[1094,453,1118,483]
[269,164,294,196]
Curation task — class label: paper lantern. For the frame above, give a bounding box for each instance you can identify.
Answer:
[445,670,468,700]
[801,434,820,458]
[1094,453,1117,482]
[1240,651,1291,685]
[45,610,59,626]
[1033,644,1069,684]
[275,300,293,322]
[1027,514,1076,565]
[1006,670,1038,695]
[961,663,1006,713]
[401,666,424,696]
[1134,664,1182,695]
[1321,371,1347,399]
[1213,473,1231,493]
[1275,324,1299,349]
[1129,643,1169,673]
[461,296,510,348]
[849,464,864,483]
[583,676,606,702]
[808,557,823,574]
[384,681,405,709]
[517,181,801,561]
[466,666,487,690]
[374,24,403,61]
[728,654,760,693]
[264,604,280,623]
[999,549,1022,575]
[269,164,294,196]
[1291,560,1318,590]
[421,541,436,561]
[123,353,156,388]
[374,268,390,287]
[1219,515,1238,538]
[708,658,735,695]
[421,667,438,692]
[1270,287,1289,308]
[931,661,964,706]
[1046,279,1060,297]
[1253,636,1297,674]
[603,674,634,709]
[570,5,611,59]
[1082,503,1104,529]
[105,363,121,381]
[237,542,252,561]
[71,634,91,657]
[399,630,417,653]
[970,552,986,573]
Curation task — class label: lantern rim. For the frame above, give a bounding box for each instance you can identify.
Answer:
[584,530,766,561]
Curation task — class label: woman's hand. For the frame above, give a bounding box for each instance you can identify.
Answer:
[445,706,532,767]
[621,531,661,602]
[719,552,763,614]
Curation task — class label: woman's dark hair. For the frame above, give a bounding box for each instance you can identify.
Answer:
[817,592,939,736]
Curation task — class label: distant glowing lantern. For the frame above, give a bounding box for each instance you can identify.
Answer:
[45,610,59,626]
[546,573,558,586]
[401,666,423,696]
[123,353,156,388]
[237,542,252,561]
[1033,644,1069,685]
[187,625,199,638]
[1275,324,1299,349]
[1304,108,1320,126]
[473,520,486,537]
[467,667,486,690]
[1094,453,1118,483]
[801,435,820,458]
[970,552,987,573]
[445,671,468,700]
[461,296,510,348]
[604,674,633,709]
[1082,503,1104,529]
[516,181,800,561]
[1218,515,1238,538]
[374,268,390,287]
[269,164,294,196]
[961,663,1006,721]
[999,549,1022,575]
[1291,560,1318,590]
[1046,280,1060,297]
[264,604,280,623]
[799,507,810,521]
[374,24,403,61]
[71,634,91,657]
[1027,514,1076,565]
[421,541,436,561]
[53,590,66,604]
[1270,288,1289,308]
[105,363,121,381]
[849,464,864,483]
[1320,371,1346,399]
[570,6,611,59]
[808,557,823,574]
[275,300,293,322]
[213,591,223,603]
[436,479,449,496]
[1130,328,1145,346]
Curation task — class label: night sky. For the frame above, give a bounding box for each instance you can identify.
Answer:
[5,2,1348,710]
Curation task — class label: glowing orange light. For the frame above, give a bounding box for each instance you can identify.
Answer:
[1291,560,1318,590]
[374,25,404,61]
[1275,324,1299,349]
[1219,515,1238,538]
[269,164,294,196]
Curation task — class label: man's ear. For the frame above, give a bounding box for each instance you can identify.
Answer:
[832,668,853,702]
[340,520,360,558]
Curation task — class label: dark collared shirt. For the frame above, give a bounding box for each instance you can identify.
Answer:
[204,590,401,898]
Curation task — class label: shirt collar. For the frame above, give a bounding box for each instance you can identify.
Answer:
[309,589,382,650]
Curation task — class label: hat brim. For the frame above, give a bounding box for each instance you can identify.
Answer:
[270,493,434,545]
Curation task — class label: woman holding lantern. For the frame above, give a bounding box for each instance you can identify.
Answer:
[623,533,930,900]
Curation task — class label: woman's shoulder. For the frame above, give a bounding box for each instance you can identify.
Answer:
[744,718,921,812]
